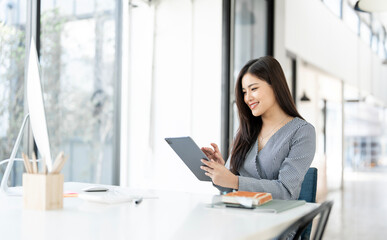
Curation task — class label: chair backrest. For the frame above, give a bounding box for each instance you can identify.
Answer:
[298,167,318,240]
[299,167,318,203]
[276,200,334,240]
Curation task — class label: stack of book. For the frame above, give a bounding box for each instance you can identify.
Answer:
[221,191,273,207]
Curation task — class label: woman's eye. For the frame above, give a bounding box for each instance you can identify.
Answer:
[252,87,257,91]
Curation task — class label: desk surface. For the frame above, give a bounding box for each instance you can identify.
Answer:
[0,182,317,240]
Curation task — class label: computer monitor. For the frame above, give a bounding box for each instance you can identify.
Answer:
[26,38,53,171]
[0,38,53,195]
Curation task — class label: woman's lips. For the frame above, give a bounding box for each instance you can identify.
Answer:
[249,102,258,109]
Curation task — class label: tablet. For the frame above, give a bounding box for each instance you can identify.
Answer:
[165,136,211,181]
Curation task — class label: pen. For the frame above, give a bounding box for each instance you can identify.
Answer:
[135,198,143,205]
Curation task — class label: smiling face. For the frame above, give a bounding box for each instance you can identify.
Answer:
[241,73,278,117]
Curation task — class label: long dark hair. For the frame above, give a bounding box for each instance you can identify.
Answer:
[230,56,303,174]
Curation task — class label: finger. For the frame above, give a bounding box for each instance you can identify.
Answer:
[201,159,213,167]
[204,172,212,177]
[211,143,220,153]
[202,147,214,156]
[201,147,209,155]
[210,159,218,165]
[202,149,212,157]
[200,166,213,173]
[205,159,219,169]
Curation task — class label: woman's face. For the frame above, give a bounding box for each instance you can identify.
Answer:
[241,73,277,117]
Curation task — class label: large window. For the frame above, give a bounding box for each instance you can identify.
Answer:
[0,1,27,186]
[371,19,381,53]
[345,101,385,170]
[377,27,385,58]
[40,0,121,184]
[0,0,121,186]
[230,0,271,139]
[360,21,372,46]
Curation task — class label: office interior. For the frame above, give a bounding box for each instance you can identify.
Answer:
[1,0,386,239]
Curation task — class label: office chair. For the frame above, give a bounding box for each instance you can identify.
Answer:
[298,167,318,240]
[276,200,333,240]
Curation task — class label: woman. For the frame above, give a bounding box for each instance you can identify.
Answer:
[200,56,316,200]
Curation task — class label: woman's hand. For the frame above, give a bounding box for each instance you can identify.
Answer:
[201,143,225,165]
[200,159,238,189]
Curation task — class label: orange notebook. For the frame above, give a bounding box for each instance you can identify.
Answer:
[221,191,272,206]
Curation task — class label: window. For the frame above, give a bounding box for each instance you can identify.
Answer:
[371,18,382,53]
[0,1,27,186]
[342,0,359,34]
[385,39,387,58]
[232,0,270,137]
[39,0,121,184]
[371,32,379,53]
[234,0,268,81]
[360,21,372,46]
[378,28,386,58]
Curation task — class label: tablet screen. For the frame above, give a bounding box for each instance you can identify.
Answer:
[165,136,211,181]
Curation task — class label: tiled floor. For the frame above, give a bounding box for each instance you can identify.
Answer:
[323,168,387,240]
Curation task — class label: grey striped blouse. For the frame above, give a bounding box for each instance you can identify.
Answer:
[224,117,316,200]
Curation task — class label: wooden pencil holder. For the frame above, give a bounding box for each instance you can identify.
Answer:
[22,173,64,210]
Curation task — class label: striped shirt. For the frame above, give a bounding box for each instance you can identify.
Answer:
[225,117,316,200]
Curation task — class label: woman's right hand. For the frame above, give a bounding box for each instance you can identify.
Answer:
[201,143,225,165]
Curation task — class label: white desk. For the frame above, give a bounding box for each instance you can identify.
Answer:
[0,182,317,240]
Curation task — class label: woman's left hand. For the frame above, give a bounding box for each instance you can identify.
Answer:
[200,159,238,189]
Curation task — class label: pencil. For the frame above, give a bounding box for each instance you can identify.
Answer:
[32,152,38,174]
[41,156,47,174]
[52,152,64,173]
[52,155,67,174]
[22,153,32,174]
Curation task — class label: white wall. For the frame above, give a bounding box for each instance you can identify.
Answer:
[123,0,222,194]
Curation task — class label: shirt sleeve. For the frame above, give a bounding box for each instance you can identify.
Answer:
[238,123,316,200]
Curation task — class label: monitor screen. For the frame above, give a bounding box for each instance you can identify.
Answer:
[27,38,53,171]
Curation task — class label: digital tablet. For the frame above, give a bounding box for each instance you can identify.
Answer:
[165,136,211,181]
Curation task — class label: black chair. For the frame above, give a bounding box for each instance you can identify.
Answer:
[276,200,333,240]
[298,167,318,239]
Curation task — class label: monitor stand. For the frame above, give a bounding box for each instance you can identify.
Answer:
[0,114,30,196]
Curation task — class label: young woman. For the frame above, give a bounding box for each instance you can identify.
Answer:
[200,56,316,200]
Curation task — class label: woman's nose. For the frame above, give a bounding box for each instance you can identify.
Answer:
[245,91,251,101]
[246,91,252,100]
